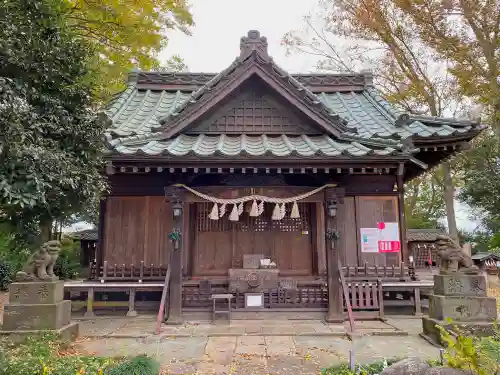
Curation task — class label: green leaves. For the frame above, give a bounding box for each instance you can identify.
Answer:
[0,0,108,233]
[63,0,193,101]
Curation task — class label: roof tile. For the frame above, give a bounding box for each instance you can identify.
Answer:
[113,134,401,157]
[406,229,445,242]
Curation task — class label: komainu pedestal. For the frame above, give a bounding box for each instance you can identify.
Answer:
[1,281,79,342]
[422,274,497,345]
[422,235,497,346]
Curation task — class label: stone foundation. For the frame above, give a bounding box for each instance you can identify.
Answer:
[422,316,497,346]
[422,274,498,346]
[1,281,79,342]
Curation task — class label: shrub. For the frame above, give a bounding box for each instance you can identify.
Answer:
[54,237,81,280]
[321,358,400,375]
[438,321,500,375]
[0,223,32,289]
[0,334,115,375]
[0,262,12,291]
[104,355,160,375]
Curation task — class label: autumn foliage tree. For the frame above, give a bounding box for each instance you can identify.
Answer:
[393,0,499,132]
[63,0,194,100]
[283,0,467,240]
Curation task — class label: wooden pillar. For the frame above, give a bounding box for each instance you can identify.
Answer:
[316,202,327,276]
[96,198,107,280]
[164,185,185,325]
[397,163,408,264]
[84,287,94,318]
[325,187,345,323]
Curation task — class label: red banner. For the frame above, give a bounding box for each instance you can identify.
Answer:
[378,240,401,253]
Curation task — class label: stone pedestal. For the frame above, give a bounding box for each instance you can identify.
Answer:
[1,281,79,342]
[422,274,497,346]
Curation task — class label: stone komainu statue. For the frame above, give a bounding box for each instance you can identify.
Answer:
[435,234,479,274]
[16,240,61,281]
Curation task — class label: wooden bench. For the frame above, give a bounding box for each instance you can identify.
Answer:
[343,280,385,320]
[382,281,433,316]
[65,282,163,317]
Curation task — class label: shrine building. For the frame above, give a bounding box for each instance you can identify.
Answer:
[98,30,482,322]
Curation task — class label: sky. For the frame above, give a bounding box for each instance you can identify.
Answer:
[67,0,478,233]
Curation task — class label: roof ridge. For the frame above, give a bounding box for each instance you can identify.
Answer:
[135,70,374,88]
[155,41,352,138]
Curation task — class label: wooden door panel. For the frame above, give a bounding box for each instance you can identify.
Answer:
[193,202,313,276]
[103,197,171,266]
[355,196,400,266]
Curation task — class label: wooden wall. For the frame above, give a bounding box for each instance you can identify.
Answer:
[103,196,173,265]
[102,175,402,270]
[337,195,401,267]
[191,202,313,276]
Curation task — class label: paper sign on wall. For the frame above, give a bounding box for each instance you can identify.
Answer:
[360,228,380,253]
[360,222,401,253]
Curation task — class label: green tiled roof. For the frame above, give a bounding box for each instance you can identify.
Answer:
[110,134,402,157]
[106,87,191,137]
[104,30,481,159]
[105,85,476,145]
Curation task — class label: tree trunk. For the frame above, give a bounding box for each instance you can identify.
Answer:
[40,220,53,243]
[442,162,459,243]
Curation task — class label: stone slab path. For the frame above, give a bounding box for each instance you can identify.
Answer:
[77,316,408,338]
[75,317,440,374]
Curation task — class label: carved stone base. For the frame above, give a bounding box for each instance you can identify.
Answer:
[1,281,78,342]
[433,274,487,297]
[422,273,498,347]
[428,294,497,322]
[3,301,71,331]
[0,322,79,344]
[421,316,497,347]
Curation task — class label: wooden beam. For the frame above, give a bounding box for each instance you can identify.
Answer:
[325,187,345,323]
[397,163,408,264]
[96,198,107,282]
[164,185,185,325]
[316,202,327,276]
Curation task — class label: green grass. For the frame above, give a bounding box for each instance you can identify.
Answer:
[104,355,160,375]
[0,334,160,375]
[321,358,401,375]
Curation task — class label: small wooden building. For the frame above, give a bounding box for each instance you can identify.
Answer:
[407,229,444,269]
[99,30,482,322]
[73,229,98,276]
[471,253,500,272]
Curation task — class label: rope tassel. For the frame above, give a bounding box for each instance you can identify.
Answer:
[272,203,281,220]
[249,200,259,216]
[279,203,286,220]
[219,204,227,218]
[290,201,300,219]
[229,204,239,221]
[258,201,264,215]
[209,203,219,220]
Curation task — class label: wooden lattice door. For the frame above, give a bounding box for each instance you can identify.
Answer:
[193,202,313,276]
